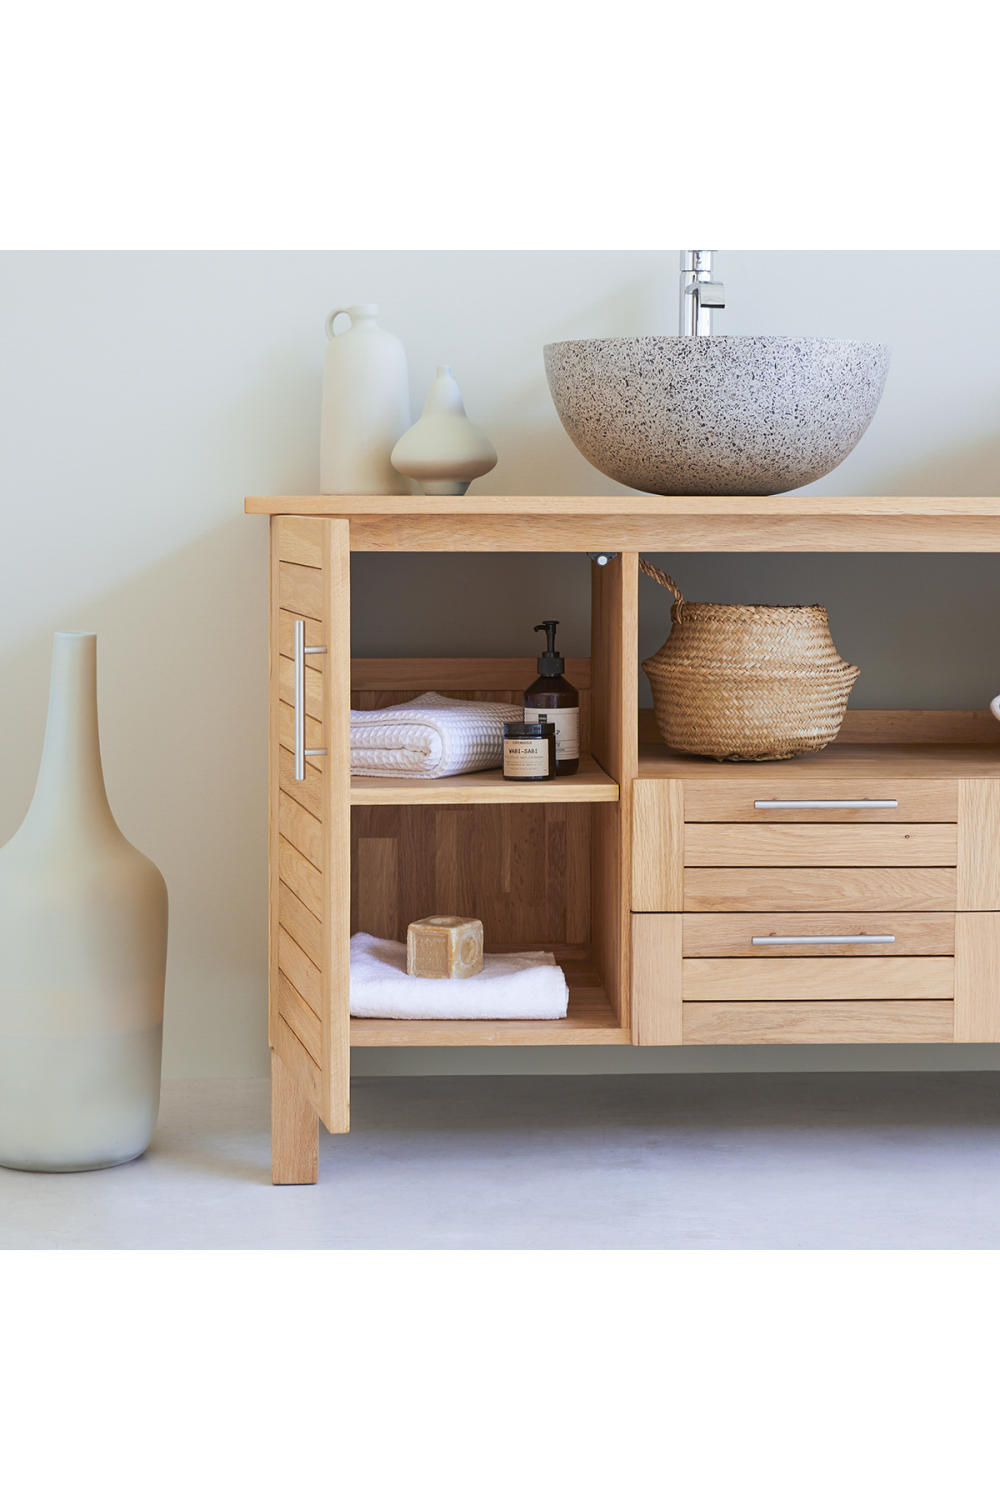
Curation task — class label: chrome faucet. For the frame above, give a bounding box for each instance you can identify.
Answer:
[679,250,725,336]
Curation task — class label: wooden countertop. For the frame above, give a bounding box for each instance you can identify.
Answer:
[246,495,1000,552]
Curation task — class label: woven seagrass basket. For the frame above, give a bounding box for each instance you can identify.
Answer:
[639,559,860,761]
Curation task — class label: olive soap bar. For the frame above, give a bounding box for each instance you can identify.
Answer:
[406,916,484,979]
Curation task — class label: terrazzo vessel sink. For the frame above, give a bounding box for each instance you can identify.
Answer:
[543,335,890,496]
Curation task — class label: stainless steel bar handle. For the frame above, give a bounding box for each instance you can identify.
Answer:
[753,799,898,810]
[294,618,327,782]
[751,935,895,946]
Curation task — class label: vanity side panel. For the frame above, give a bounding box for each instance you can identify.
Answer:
[957,781,1000,910]
[954,912,1000,1042]
[590,553,637,1027]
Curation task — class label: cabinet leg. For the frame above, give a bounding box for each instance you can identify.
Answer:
[270,1049,319,1184]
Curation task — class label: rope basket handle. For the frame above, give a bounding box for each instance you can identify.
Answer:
[639,557,686,623]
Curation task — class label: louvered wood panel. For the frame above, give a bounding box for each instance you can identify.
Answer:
[270,516,350,1165]
[277,970,322,1065]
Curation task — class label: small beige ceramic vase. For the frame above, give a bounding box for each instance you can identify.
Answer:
[391,365,498,496]
[0,633,168,1172]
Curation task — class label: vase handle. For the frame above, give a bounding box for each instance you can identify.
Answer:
[325,307,353,340]
[294,620,327,781]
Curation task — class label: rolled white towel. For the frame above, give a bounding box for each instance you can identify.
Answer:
[349,932,569,1020]
[350,691,523,778]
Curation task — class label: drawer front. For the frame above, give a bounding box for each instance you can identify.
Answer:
[682,956,954,1001]
[630,914,961,1047]
[683,912,955,957]
[682,1001,955,1046]
[683,779,957,823]
[682,867,958,912]
[683,823,958,868]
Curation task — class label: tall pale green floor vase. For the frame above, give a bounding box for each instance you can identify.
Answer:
[0,632,167,1171]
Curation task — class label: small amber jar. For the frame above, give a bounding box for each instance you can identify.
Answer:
[502,721,556,781]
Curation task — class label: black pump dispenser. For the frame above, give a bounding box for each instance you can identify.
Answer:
[524,619,579,776]
[534,620,565,676]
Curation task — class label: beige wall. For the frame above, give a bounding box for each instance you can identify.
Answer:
[2,251,999,1077]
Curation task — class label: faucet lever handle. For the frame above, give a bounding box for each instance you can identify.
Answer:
[687,280,725,309]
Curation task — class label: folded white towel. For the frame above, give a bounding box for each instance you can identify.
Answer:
[350,692,523,778]
[349,932,570,1020]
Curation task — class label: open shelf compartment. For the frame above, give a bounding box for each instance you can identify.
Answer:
[348,648,627,1045]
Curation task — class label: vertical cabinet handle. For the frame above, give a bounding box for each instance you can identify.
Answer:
[294,619,327,781]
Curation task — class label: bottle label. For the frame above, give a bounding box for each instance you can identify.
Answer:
[503,739,551,778]
[523,706,579,762]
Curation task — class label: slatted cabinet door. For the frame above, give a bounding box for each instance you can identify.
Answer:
[270,516,351,1182]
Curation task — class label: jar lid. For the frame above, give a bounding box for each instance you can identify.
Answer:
[504,721,555,738]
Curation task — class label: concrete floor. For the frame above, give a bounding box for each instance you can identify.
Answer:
[1,1072,999,1249]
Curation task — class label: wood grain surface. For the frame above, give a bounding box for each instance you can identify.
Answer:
[682,823,958,868]
[954,912,1000,1042]
[958,780,1000,909]
[245,494,1000,554]
[351,801,593,951]
[271,516,351,1138]
[681,956,955,1002]
[682,779,958,823]
[270,1048,318,1185]
[590,553,637,1027]
[638,730,1000,767]
[630,914,682,1045]
[681,912,955,957]
[632,779,684,911]
[349,757,617,806]
[681,867,959,912]
[682,1001,955,1045]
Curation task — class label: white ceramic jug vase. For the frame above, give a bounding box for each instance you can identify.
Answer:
[319,304,411,495]
[0,633,168,1172]
[991,694,1000,724]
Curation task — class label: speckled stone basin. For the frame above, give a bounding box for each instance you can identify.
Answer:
[543,336,890,496]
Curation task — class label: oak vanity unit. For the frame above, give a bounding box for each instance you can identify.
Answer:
[245,494,1000,1184]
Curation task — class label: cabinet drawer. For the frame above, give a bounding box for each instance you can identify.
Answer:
[682,867,958,912]
[682,956,954,1001]
[682,1001,955,1045]
[683,823,958,868]
[630,913,962,1048]
[683,779,957,823]
[682,912,955,957]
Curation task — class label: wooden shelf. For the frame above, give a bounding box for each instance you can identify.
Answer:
[350,754,619,805]
[349,953,627,1046]
[638,739,1000,782]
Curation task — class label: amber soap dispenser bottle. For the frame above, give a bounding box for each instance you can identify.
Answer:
[523,620,580,776]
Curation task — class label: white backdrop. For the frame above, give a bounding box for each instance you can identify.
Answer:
[1,250,998,1077]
